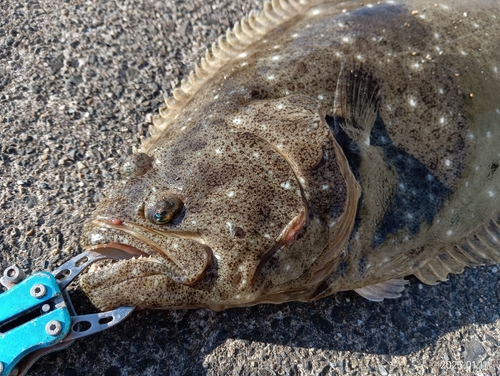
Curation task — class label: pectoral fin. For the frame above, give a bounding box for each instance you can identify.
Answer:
[353,278,409,302]
[334,61,381,145]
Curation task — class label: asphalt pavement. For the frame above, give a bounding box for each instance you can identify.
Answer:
[0,0,499,375]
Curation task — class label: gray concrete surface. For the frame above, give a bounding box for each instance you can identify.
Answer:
[1,0,499,375]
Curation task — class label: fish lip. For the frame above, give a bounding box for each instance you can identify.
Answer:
[84,217,211,282]
[90,217,206,245]
[83,242,151,258]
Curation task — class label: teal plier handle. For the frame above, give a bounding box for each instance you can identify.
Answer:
[0,251,135,376]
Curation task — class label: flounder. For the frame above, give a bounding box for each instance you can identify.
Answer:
[80,0,500,311]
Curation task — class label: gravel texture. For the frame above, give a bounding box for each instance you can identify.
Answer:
[1,0,499,375]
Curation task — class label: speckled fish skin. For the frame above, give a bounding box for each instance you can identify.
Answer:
[79,0,500,311]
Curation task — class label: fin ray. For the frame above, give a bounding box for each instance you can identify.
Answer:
[415,217,500,285]
[142,0,318,152]
[333,61,381,144]
[353,278,408,302]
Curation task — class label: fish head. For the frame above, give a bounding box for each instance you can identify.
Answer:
[80,96,359,311]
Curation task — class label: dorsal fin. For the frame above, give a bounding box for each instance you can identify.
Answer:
[414,215,500,285]
[140,0,319,153]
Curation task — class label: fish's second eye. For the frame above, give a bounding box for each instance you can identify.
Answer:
[146,195,184,225]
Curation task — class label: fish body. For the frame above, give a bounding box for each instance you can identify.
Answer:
[80,0,500,311]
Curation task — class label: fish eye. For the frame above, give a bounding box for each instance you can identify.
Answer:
[146,194,184,225]
[120,152,153,178]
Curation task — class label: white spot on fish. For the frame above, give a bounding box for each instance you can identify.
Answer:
[264,234,271,239]
[312,9,321,15]
[468,133,475,140]
[434,33,440,39]
[227,191,235,198]
[235,294,241,299]
[465,181,469,188]
[241,62,247,67]
[277,103,284,110]
[253,152,259,158]
[440,117,446,124]
[447,230,453,236]
[322,184,329,190]
[318,94,324,100]
[281,181,291,190]
[214,254,221,260]
[460,50,467,56]
[409,98,417,107]
[494,66,498,74]
[445,159,451,167]
[272,55,280,61]
[489,190,495,197]
[439,88,444,94]
[487,131,492,138]
[191,220,197,225]
[267,74,275,80]
[172,243,178,249]
[412,62,421,70]
[215,148,222,154]
[273,45,280,49]
[292,33,299,38]
[233,118,242,125]
[329,220,337,228]
[357,54,363,60]
[342,36,350,43]
[238,52,247,58]
[299,177,306,185]
[407,213,413,219]
[91,233,104,243]
[285,264,291,271]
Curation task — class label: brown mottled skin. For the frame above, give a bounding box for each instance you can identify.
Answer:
[80,0,500,311]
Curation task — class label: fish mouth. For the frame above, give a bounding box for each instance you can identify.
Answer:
[83,217,212,285]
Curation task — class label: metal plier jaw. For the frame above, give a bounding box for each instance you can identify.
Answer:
[0,251,135,376]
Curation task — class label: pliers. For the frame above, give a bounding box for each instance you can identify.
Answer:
[0,251,135,376]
